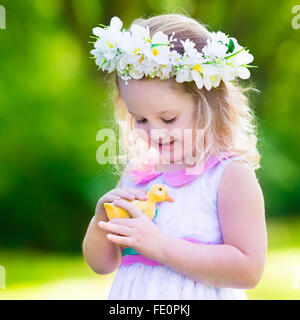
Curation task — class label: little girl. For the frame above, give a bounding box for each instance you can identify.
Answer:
[83,13,267,300]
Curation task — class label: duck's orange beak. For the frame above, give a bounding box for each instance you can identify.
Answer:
[165,194,174,202]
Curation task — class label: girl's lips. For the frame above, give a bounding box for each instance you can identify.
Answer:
[158,140,175,150]
[159,140,175,147]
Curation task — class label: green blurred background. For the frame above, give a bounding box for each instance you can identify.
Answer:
[0,0,299,299]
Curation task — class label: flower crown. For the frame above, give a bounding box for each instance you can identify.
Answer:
[90,16,256,90]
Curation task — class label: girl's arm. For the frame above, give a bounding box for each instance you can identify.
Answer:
[82,179,123,274]
[157,160,267,289]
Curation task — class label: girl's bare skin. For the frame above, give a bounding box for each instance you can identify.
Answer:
[82,179,148,274]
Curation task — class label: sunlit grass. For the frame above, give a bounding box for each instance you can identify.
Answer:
[246,247,300,299]
[0,248,116,300]
[0,217,300,299]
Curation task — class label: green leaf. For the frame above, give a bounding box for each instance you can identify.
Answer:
[224,47,244,60]
[100,59,107,68]
[97,23,108,28]
[226,39,235,54]
[151,43,168,48]
[243,64,258,68]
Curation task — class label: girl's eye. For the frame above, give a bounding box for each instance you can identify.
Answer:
[136,118,147,124]
[135,117,176,124]
[163,117,176,124]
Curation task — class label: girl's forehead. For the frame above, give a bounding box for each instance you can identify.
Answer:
[119,78,190,113]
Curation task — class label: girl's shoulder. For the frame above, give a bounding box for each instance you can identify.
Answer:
[216,155,259,194]
[199,154,253,179]
[214,154,254,173]
[203,154,257,195]
[221,155,255,175]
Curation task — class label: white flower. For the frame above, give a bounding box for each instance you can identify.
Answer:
[191,70,204,89]
[92,27,105,38]
[176,67,193,83]
[202,37,228,59]
[108,16,123,33]
[144,31,171,64]
[180,39,199,57]
[169,50,182,66]
[219,63,238,81]
[230,48,254,66]
[211,31,230,45]
[90,16,255,90]
[236,66,251,79]
[117,55,129,70]
[130,24,150,42]
[156,63,173,80]
[209,74,222,89]
[91,16,125,64]
[129,68,144,79]
[119,37,146,64]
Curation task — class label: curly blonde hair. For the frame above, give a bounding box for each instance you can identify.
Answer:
[105,13,261,177]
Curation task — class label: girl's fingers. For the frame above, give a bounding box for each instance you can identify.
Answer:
[107,194,122,201]
[109,218,136,227]
[95,194,121,214]
[112,199,143,218]
[98,188,148,213]
[111,188,148,201]
[122,188,148,200]
[106,233,131,247]
[100,194,121,204]
[110,190,136,200]
[98,221,132,236]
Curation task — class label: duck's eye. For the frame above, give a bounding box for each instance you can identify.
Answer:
[159,188,162,191]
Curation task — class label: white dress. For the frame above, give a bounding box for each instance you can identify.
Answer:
[107,155,251,300]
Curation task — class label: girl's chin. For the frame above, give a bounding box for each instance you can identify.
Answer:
[159,151,184,164]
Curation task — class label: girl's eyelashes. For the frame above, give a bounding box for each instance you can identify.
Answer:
[135,117,176,124]
[135,118,147,124]
[163,117,176,124]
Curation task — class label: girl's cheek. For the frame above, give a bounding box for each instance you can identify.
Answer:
[135,124,151,144]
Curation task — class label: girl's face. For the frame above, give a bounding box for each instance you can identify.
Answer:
[118,78,199,165]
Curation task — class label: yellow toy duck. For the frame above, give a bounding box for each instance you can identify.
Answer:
[104,184,174,247]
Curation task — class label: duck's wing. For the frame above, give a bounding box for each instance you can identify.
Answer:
[131,200,147,213]
[131,200,155,219]
[103,203,130,219]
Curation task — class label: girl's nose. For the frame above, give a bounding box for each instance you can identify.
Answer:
[149,124,169,135]
[149,127,169,143]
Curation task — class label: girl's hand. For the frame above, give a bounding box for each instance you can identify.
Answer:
[95,188,148,221]
[98,199,168,262]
